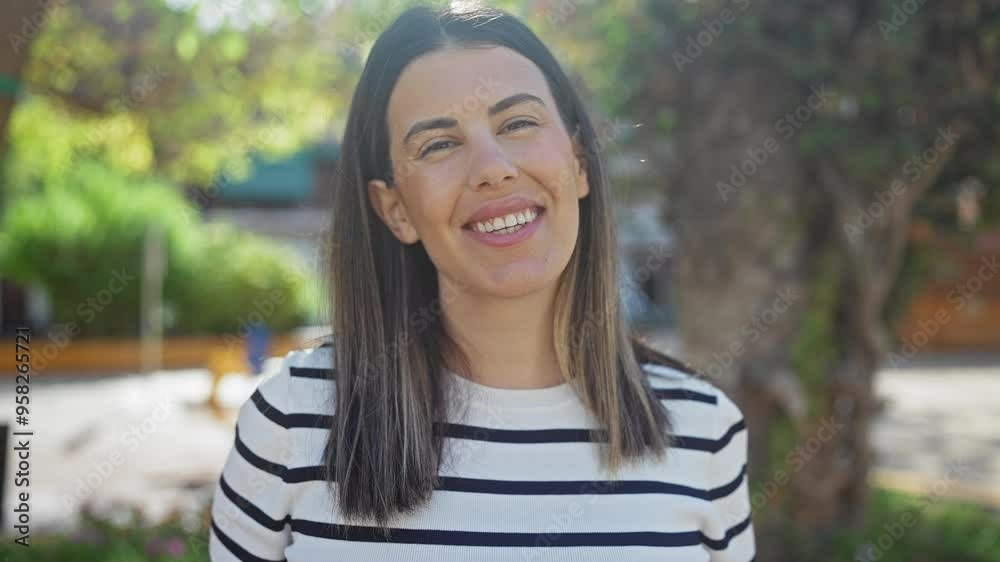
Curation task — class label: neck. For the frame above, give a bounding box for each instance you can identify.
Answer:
[439,273,564,390]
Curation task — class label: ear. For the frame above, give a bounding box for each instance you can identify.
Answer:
[571,130,590,199]
[367,178,420,244]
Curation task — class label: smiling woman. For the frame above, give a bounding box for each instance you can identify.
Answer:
[208,3,755,562]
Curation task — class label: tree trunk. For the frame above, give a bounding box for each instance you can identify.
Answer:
[0,2,40,143]
[662,61,833,559]
[0,0,43,215]
[639,44,965,562]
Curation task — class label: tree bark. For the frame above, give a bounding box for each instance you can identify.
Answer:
[0,2,40,150]
[661,61,824,559]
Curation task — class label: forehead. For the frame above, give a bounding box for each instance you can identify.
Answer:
[387,46,554,133]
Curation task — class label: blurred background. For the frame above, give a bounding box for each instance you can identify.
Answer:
[0,0,997,560]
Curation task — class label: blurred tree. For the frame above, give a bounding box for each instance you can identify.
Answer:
[1,0,996,554]
[0,0,44,217]
[0,2,38,146]
[1,0,385,197]
[563,0,998,558]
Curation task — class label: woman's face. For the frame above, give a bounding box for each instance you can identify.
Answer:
[368,46,590,299]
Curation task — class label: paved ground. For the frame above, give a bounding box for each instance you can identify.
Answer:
[871,353,1000,506]
[1,352,997,535]
[0,360,277,534]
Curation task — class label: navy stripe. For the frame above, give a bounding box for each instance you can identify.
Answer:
[701,513,753,550]
[653,387,718,404]
[231,464,728,503]
[438,475,708,498]
[673,419,746,453]
[251,389,333,429]
[290,519,703,547]
[289,366,332,380]
[285,465,326,484]
[218,475,290,532]
[707,463,747,501]
[438,423,596,443]
[440,421,744,452]
[233,430,324,483]
[210,517,286,562]
[251,402,744,454]
[234,428,286,479]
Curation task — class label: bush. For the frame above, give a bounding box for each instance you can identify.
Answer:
[167,221,320,336]
[0,159,322,337]
[0,504,214,562]
[824,488,1000,562]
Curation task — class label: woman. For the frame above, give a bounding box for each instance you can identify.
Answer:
[209,3,755,561]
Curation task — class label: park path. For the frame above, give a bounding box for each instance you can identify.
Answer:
[1,352,997,534]
[870,353,1000,506]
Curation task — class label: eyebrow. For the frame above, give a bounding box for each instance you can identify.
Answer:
[401,93,547,147]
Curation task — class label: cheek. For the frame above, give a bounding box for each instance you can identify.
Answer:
[516,132,577,195]
[404,166,464,230]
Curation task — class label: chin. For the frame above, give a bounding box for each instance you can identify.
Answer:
[479,267,561,298]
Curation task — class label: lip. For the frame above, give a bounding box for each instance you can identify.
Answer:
[463,207,545,248]
[463,195,546,227]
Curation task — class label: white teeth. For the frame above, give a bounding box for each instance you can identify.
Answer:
[470,206,541,234]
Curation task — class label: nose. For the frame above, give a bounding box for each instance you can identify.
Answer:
[466,133,518,190]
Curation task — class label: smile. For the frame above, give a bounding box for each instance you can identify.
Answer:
[467,206,541,233]
[462,206,546,247]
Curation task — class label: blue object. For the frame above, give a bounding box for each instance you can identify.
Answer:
[247,324,272,375]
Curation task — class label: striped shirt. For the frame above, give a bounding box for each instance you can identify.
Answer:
[209,344,756,561]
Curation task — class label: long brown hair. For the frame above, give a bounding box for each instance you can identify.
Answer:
[321,1,692,532]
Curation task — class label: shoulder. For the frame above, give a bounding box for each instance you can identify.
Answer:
[640,362,746,439]
[641,361,735,410]
[248,343,337,428]
[226,344,335,484]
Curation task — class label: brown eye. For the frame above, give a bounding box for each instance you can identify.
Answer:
[502,119,538,133]
[420,140,457,158]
